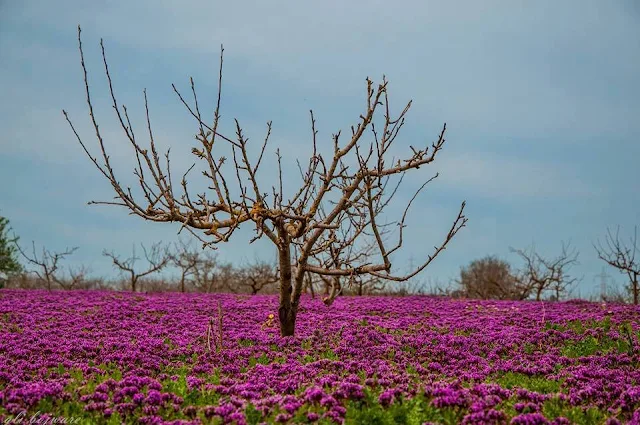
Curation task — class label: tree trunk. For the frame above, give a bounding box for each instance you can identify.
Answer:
[277,228,297,337]
[322,276,341,306]
[535,286,543,301]
[306,273,316,299]
[633,274,639,305]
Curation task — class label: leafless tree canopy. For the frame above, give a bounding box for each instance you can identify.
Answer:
[512,242,579,301]
[64,27,467,336]
[457,245,579,301]
[595,226,639,305]
[171,239,201,293]
[103,242,171,292]
[236,258,279,295]
[15,242,86,291]
[189,249,222,293]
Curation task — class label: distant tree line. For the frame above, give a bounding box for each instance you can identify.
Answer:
[451,242,579,302]
[1,214,638,304]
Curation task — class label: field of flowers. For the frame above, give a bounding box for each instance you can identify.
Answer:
[0,290,639,424]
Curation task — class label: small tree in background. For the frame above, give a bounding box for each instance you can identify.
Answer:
[171,239,201,293]
[55,265,92,290]
[512,242,579,301]
[457,256,524,300]
[65,27,467,336]
[236,258,279,295]
[15,242,81,291]
[595,226,639,305]
[103,242,172,292]
[190,250,222,293]
[0,216,23,288]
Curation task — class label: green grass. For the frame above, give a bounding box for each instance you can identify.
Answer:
[238,338,256,347]
[489,371,563,394]
[560,334,632,357]
[344,392,465,425]
[542,398,608,425]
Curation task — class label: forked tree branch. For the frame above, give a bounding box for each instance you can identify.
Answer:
[15,242,79,291]
[511,242,579,301]
[103,242,171,292]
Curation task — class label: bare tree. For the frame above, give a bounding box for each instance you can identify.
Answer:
[512,242,579,301]
[171,238,234,293]
[56,265,92,290]
[600,281,631,304]
[457,256,524,300]
[351,274,386,296]
[82,275,112,291]
[142,277,178,292]
[303,271,317,299]
[236,258,279,295]
[4,272,46,290]
[594,226,639,305]
[378,279,427,296]
[15,242,80,291]
[171,238,201,292]
[64,27,467,336]
[103,242,171,292]
[190,250,220,293]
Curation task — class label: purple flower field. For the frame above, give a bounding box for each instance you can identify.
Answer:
[0,290,639,424]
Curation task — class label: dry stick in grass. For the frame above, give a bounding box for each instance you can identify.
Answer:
[539,301,546,351]
[206,301,224,353]
[206,318,212,353]
[217,300,223,353]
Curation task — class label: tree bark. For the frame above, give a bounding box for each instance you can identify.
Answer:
[306,272,315,299]
[277,227,297,336]
[633,273,638,305]
[322,276,341,306]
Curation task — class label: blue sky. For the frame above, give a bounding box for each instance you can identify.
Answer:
[1,1,639,297]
